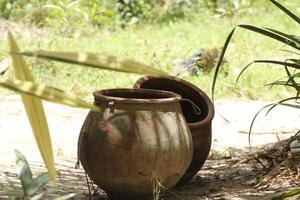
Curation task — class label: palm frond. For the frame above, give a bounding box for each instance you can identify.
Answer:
[212,28,236,100]
[269,0,300,24]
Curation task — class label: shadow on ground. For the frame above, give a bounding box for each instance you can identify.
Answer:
[1,147,298,200]
[0,158,98,199]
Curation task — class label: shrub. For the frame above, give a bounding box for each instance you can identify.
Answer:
[212,1,299,197]
[0,0,200,28]
[212,0,299,109]
[0,0,48,25]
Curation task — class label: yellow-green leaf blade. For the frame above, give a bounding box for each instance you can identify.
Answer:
[17,50,169,76]
[8,33,34,81]
[0,79,100,112]
[8,32,56,180]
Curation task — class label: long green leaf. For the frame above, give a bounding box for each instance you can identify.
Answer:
[254,60,300,69]
[212,27,236,101]
[290,72,300,78]
[15,50,169,76]
[289,59,300,64]
[267,71,300,85]
[265,65,300,90]
[247,98,299,146]
[236,62,253,84]
[15,149,35,197]
[266,97,300,115]
[269,0,300,24]
[265,28,300,45]
[0,79,100,111]
[247,103,274,147]
[280,49,300,55]
[8,32,56,180]
[238,25,300,50]
[284,66,300,96]
[266,80,300,88]
[237,60,300,83]
[15,150,50,197]
[272,188,300,200]
[267,81,300,96]
[279,103,300,110]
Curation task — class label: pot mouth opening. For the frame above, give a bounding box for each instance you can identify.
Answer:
[93,88,181,104]
[134,76,214,124]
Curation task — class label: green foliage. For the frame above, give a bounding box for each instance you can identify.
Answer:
[11,150,76,200]
[0,0,199,29]
[272,188,300,200]
[109,0,198,27]
[0,0,47,25]
[1,7,296,100]
[8,31,56,180]
[213,0,299,102]
[44,0,87,24]
[82,1,115,27]
[1,31,168,180]
[0,0,283,29]
[15,150,50,198]
[202,0,259,17]
[43,0,110,31]
[212,0,299,197]
[0,0,14,19]
[116,0,150,27]
[0,78,101,111]
[19,50,168,76]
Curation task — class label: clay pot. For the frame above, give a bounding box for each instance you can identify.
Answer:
[133,76,214,185]
[78,88,193,199]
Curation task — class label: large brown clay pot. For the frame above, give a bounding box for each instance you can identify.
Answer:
[78,88,193,199]
[133,76,214,185]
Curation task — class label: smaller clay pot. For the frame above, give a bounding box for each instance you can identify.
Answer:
[134,76,215,185]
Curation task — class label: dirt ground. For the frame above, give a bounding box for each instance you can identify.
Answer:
[0,94,299,199]
[0,18,300,199]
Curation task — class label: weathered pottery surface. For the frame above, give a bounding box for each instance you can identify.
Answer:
[134,76,214,185]
[78,88,193,199]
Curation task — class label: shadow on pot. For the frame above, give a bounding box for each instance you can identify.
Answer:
[133,76,215,186]
[78,88,193,199]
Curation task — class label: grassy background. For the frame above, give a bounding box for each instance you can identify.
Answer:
[0,1,298,101]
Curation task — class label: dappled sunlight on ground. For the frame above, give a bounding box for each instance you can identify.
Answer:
[0,95,299,199]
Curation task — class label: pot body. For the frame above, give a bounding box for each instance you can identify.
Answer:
[134,76,214,185]
[78,89,193,199]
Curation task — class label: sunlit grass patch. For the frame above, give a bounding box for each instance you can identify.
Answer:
[0,5,297,100]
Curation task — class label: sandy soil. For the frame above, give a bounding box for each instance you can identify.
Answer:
[0,94,299,199]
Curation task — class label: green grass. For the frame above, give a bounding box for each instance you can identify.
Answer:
[0,2,298,101]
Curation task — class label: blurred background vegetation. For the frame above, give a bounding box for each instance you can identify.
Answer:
[0,0,299,100]
[0,0,266,27]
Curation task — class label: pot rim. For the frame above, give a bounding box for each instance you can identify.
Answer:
[93,88,182,104]
[133,76,215,127]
